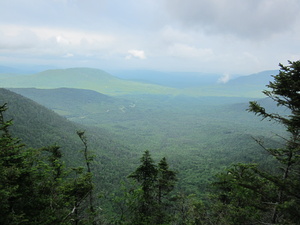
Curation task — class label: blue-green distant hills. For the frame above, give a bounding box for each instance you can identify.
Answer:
[0,67,277,97]
[0,68,178,96]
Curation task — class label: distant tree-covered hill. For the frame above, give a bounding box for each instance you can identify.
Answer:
[0,67,278,97]
[0,68,178,96]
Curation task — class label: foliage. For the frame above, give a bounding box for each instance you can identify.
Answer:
[6,86,284,199]
[0,103,95,224]
[126,150,177,224]
[212,60,300,224]
[210,163,276,224]
[248,60,300,224]
[0,88,137,217]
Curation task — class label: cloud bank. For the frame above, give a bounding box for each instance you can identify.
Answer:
[163,0,300,39]
[126,50,146,59]
[0,0,300,74]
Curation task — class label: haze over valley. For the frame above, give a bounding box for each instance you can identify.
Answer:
[0,67,284,195]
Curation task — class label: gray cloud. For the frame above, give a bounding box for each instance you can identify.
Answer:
[0,29,40,50]
[0,0,160,33]
[163,0,300,39]
[0,0,110,30]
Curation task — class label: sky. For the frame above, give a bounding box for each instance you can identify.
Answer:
[1,0,300,75]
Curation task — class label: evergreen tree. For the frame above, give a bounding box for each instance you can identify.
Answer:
[76,130,97,225]
[128,150,158,224]
[127,151,177,224]
[248,60,300,224]
[0,103,95,225]
[0,103,33,224]
[211,164,274,224]
[212,60,300,224]
[156,157,177,224]
[157,157,177,204]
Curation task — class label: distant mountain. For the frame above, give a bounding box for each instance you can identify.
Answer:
[182,70,277,98]
[226,70,277,86]
[109,69,277,89]
[0,68,178,96]
[0,64,57,74]
[0,67,278,98]
[109,69,222,88]
[0,66,18,74]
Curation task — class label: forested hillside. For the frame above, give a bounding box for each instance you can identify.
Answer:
[0,88,139,219]
[9,86,285,194]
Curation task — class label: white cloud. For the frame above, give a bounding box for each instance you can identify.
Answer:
[0,27,39,50]
[126,49,146,59]
[56,35,70,45]
[218,73,231,83]
[0,25,116,55]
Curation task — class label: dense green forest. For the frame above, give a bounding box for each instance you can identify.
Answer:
[0,88,139,222]
[8,88,284,196]
[1,60,299,224]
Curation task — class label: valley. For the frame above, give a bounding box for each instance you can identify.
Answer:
[0,67,287,223]
[1,68,284,195]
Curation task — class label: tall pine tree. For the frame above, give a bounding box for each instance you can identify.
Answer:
[128,150,158,224]
[248,60,300,224]
[212,60,300,224]
[156,157,177,224]
[128,151,177,224]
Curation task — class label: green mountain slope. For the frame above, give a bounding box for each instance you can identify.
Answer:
[0,88,138,200]
[0,88,81,150]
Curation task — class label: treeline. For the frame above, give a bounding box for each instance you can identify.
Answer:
[1,60,300,224]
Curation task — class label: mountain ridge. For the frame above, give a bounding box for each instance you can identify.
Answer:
[226,70,277,85]
[0,67,278,97]
[0,67,178,96]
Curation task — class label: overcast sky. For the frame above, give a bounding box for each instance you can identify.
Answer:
[1,0,300,75]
